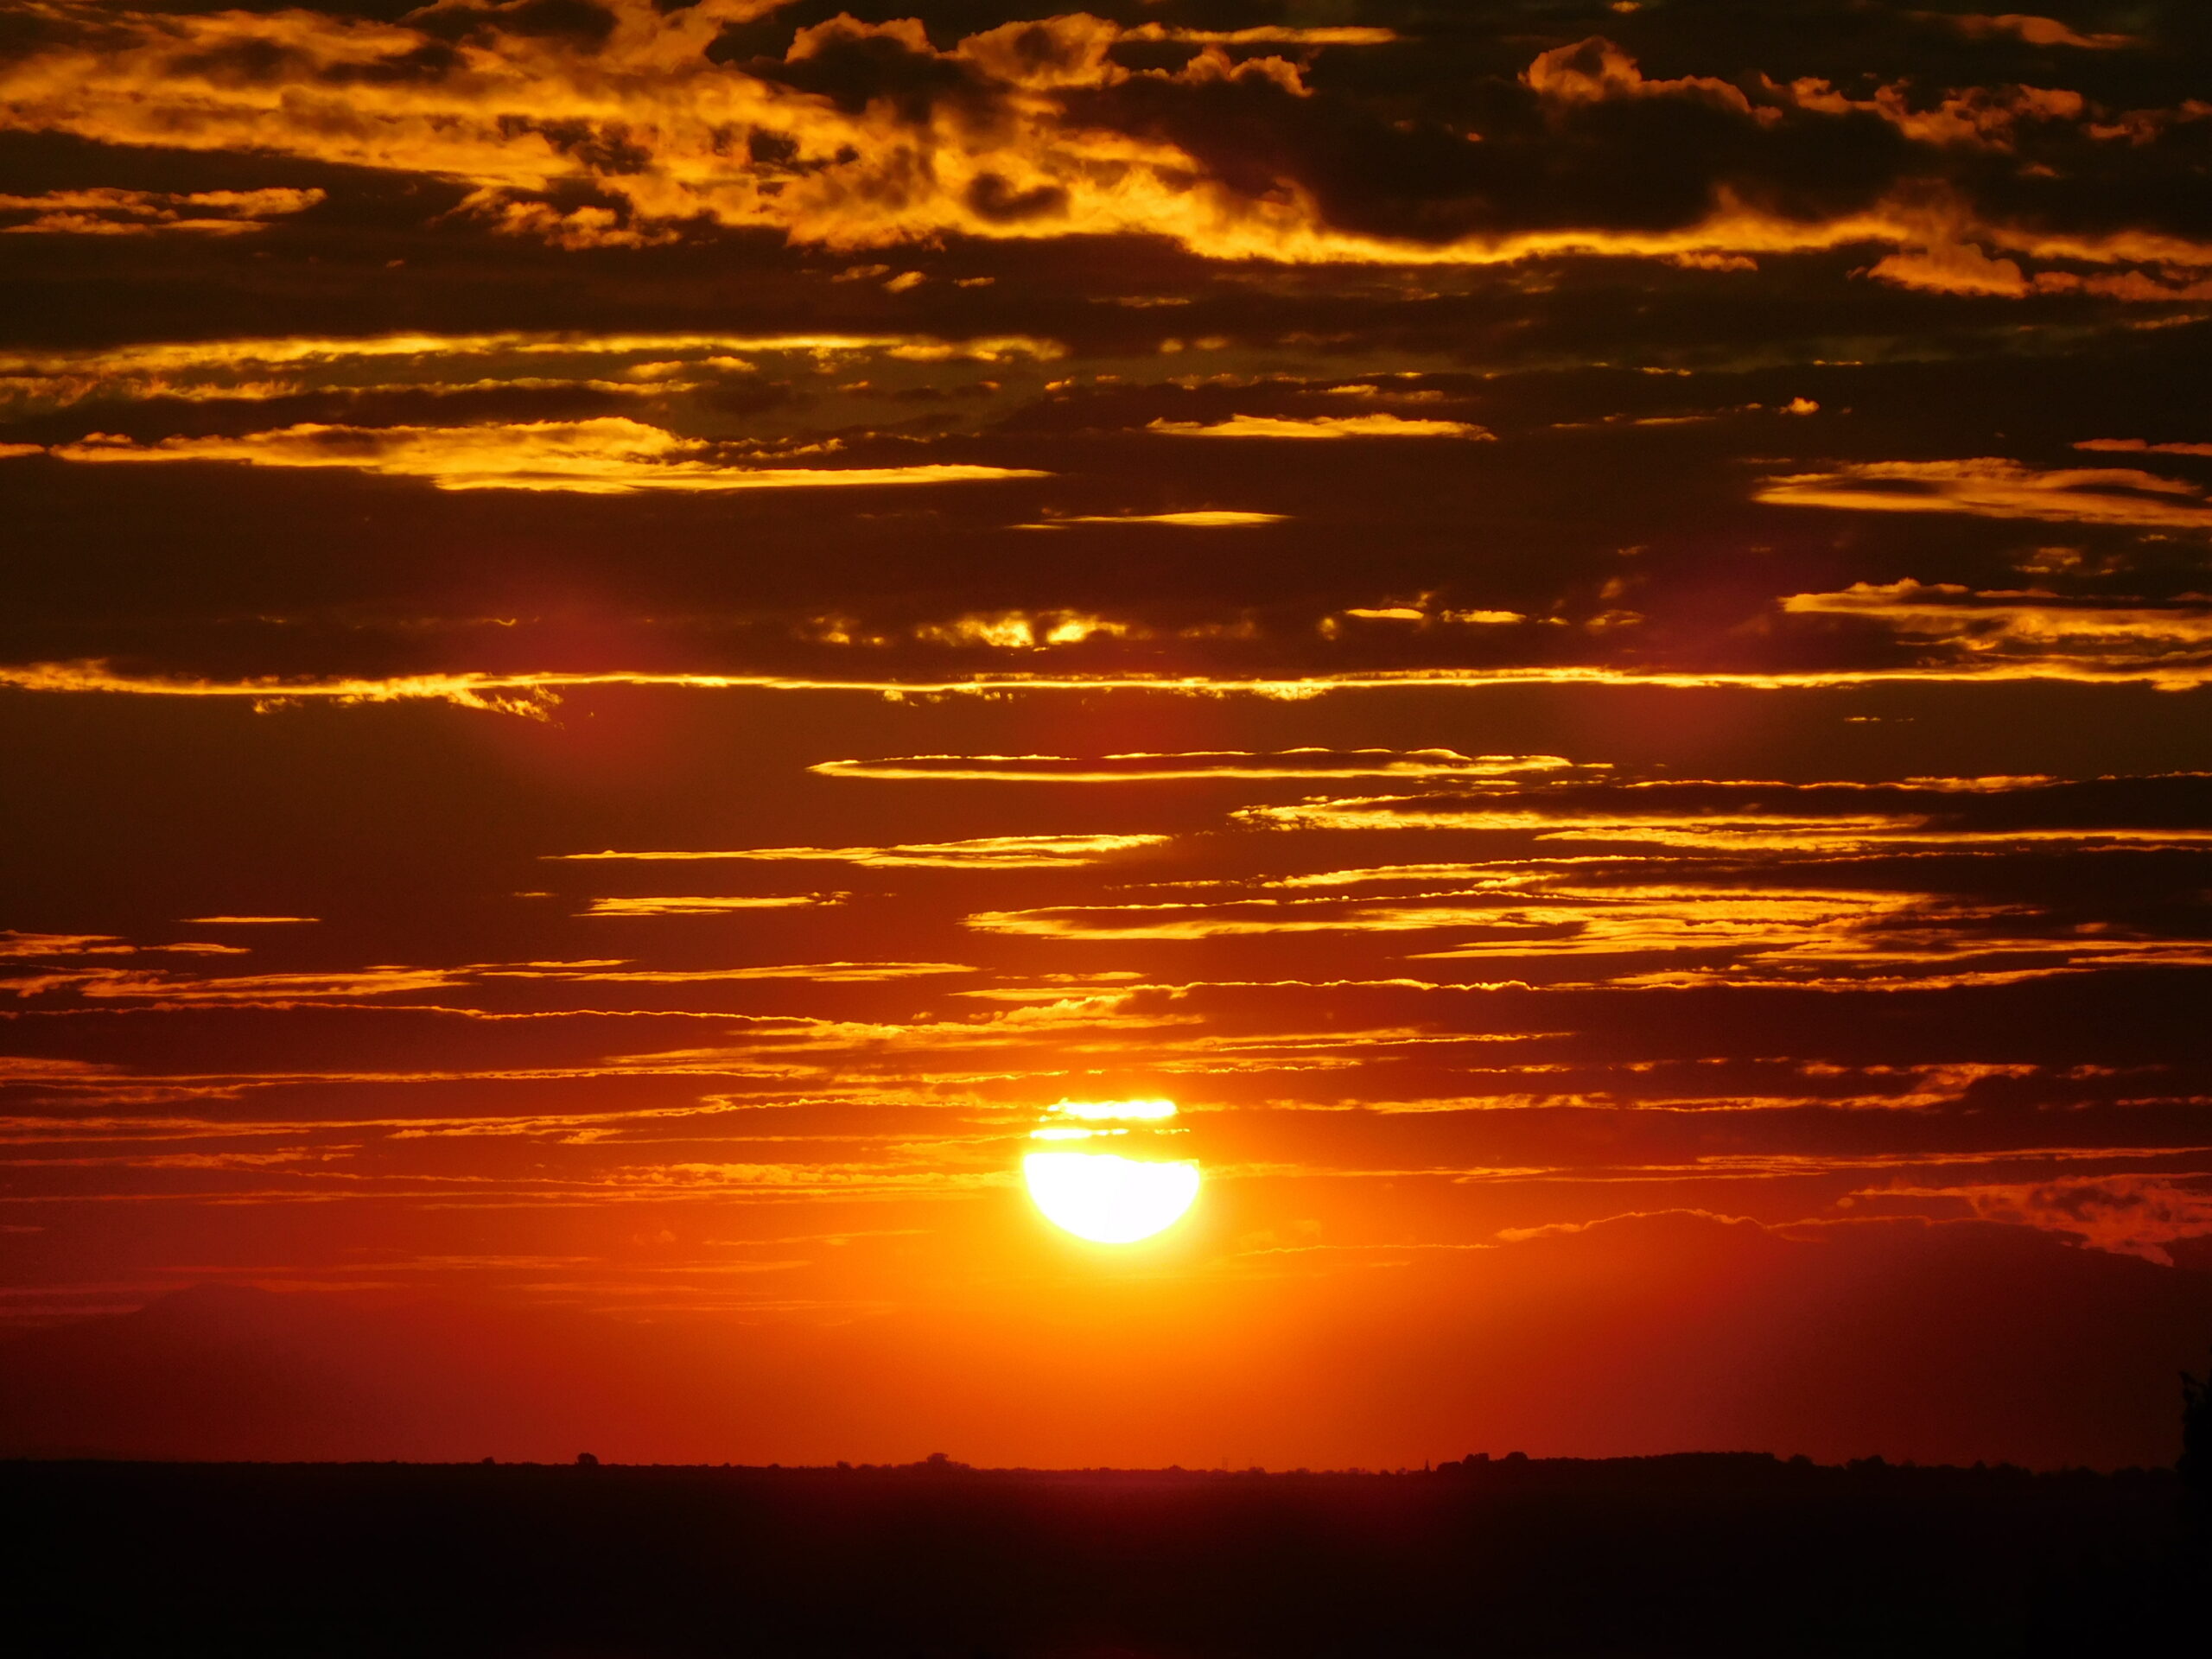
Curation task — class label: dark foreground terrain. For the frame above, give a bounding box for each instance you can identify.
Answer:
[6,1455,2204,1657]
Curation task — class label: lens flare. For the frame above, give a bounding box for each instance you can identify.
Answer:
[1022,1099,1200,1243]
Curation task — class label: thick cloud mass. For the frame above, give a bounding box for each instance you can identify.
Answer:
[1,3,2209,1468]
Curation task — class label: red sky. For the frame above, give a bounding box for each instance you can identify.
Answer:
[3,0,2210,1469]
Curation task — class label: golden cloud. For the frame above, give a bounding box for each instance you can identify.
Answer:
[1121,24,1402,47]
[0,329,1058,415]
[12,965,469,1003]
[14,657,2212,710]
[0,186,322,236]
[966,896,1564,940]
[580,895,829,916]
[1243,787,2212,855]
[177,916,320,926]
[967,881,1933,953]
[1147,414,1493,439]
[0,3,2196,291]
[1757,458,2212,528]
[480,961,974,982]
[1240,797,1911,845]
[907,613,1134,650]
[1782,581,2212,684]
[812,749,1579,782]
[556,834,1167,868]
[49,419,1046,493]
[1014,511,1287,528]
[1881,1174,2212,1263]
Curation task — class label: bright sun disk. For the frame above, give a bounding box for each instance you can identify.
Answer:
[1023,1151,1201,1244]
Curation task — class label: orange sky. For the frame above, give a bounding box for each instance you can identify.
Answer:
[3,0,2210,1470]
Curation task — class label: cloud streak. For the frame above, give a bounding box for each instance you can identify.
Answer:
[50,420,1046,493]
[812,750,1580,783]
[557,834,1166,868]
[1147,414,1493,440]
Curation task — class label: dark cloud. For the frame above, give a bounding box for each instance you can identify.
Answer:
[410,0,620,49]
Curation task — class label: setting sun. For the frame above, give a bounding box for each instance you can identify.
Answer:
[1023,1152,1202,1244]
[1023,1100,1200,1243]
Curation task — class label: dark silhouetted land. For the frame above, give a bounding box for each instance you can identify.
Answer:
[6,1453,2203,1656]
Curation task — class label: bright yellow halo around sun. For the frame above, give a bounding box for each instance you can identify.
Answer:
[1022,1098,1200,1244]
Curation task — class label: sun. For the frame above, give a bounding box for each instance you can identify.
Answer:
[1024,1151,1202,1244]
[1022,1099,1200,1244]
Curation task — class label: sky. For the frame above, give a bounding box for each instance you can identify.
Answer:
[3,0,2212,1470]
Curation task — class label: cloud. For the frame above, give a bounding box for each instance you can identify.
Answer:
[1242,772,2212,848]
[6,966,469,1004]
[2075,438,2212,460]
[491,962,975,983]
[48,420,1046,493]
[1863,239,2037,296]
[811,750,1579,783]
[1120,25,1402,48]
[1890,1174,2212,1263]
[177,917,320,926]
[1327,606,1529,632]
[0,330,1059,417]
[2,330,1057,378]
[906,613,1136,650]
[1781,582,2212,685]
[1192,771,2212,985]
[1147,414,1492,439]
[579,895,828,916]
[1756,459,2212,529]
[966,895,1589,941]
[555,834,1166,869]
[0,187,324,237]
[961,880,2126,979]
[14,658,2212,709]
[0,3,2199,296]
[1014,511,1287,528]
[1924,13,2139,51]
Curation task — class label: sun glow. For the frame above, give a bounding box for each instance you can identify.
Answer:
[1023,1100,1200,1243]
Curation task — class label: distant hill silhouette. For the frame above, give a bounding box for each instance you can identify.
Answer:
[4,1214,2209,1470]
